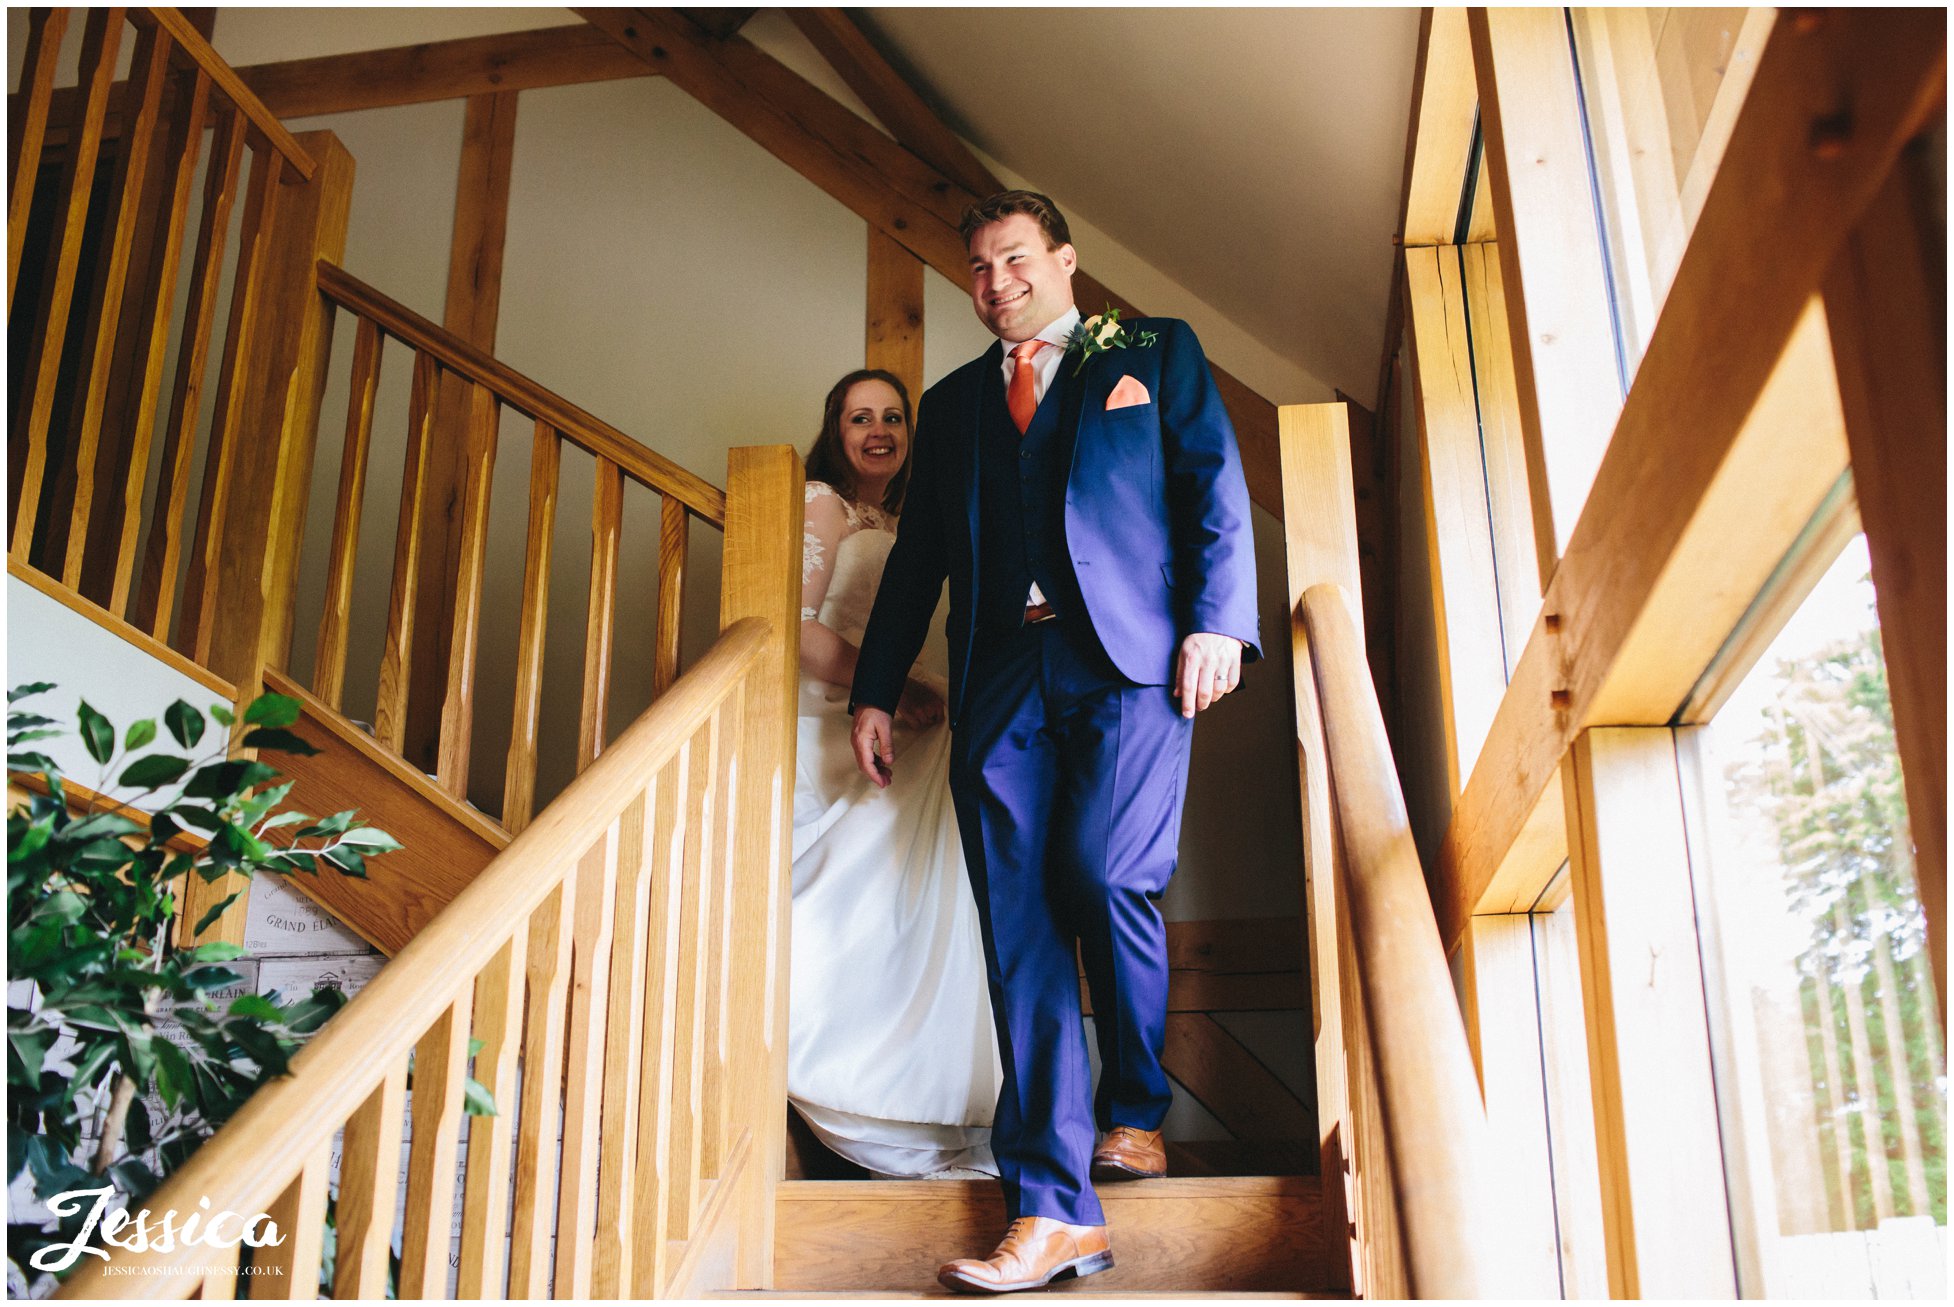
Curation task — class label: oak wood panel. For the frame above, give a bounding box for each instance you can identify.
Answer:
[654,492,689,697]
[130,104,244,642]
[8,8,70,310]
[330,1063,405,1300]
[1434,9,1946,950]
[259,667,506,955]
[398,993,474,1299]
[578,459,624,769]
[101,68,213,618]
[315,261,725,521]
[457,933,525,1298]
[502,424,560,832]
[13,8,126,564]
[311,315,382,710]
[772,1177,1340,1295]
[552,829,621,1298]
[1162,1011,1312,1140]
[1470,6,1624,574]
[375,351,439,754]
[60,26,173,592]
[1823,151,1947,1018]
[865,226,925,415]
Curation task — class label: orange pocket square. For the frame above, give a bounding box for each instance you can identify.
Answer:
[1105,376,1152,410]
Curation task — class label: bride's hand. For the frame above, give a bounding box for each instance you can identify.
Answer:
[852,707,895,788]
[895,678,946,729]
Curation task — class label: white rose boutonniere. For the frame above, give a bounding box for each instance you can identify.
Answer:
[1064,306,1159,376]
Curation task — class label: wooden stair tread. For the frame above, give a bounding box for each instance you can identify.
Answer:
[774,1174,1350,1297]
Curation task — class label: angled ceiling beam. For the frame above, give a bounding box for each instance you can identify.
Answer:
[676,9,758,41]
[786,8,999,198]
[577,7,1286,516]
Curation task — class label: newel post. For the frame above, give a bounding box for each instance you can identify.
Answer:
[717,443,804,1287]
[176,130,353,949]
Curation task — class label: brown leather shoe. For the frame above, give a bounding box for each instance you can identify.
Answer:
[936,1216,1114,1294]
[1091,1126,1166,1180]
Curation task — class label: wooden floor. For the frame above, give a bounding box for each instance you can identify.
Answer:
[772,1177,1349,1297]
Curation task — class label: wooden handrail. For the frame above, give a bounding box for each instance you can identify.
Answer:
[314,259,728,523]
[140,8,316,181]
[1299,583,1512,1298]
[54,616,768,1298]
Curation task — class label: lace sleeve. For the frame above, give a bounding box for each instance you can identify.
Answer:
[801,482,850,623]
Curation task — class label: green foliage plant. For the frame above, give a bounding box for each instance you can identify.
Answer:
[6,683,402,1286]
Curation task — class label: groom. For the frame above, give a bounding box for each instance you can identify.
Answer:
[850,191,1259,1293]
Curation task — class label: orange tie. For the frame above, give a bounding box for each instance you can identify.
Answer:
[1007,339,1048,434]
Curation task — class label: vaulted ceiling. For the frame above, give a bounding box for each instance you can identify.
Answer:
[851,7,1423,401]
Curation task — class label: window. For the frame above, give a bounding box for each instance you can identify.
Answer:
[1686,534,1946,1297]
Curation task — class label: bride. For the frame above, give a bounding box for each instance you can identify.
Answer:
[790,368,1001,1178]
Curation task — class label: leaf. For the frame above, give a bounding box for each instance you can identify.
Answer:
[192,891,242,937]
[187,942,247,963]
[61,811,143,842]
[322,846,366,878]
[8,1028,53,1088]
[78,700,114,765]
[227,994,282,1022]
[118,754,190,790]
[463,1076,498,1117]
[335,828,402,854]
[297,811,356,839]
[163,700,205,750]
[148,811,181,845]
[183,758,278,802]
[9,817,52,864]
[242,727,318,757]
[172,805,224,833]
[243,694,302,729]
[209,703,235,727]
[124,719,157,752]
[184,966,243,991]
[9,682,55,703]
[153,1039,191,1109]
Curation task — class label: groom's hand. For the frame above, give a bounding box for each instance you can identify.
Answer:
[852,707,896,787]
[1175,633,1244,718]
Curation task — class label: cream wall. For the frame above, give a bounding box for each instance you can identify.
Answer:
[12,7,1306,928]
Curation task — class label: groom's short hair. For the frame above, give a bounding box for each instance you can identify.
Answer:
[960,190,1073,252]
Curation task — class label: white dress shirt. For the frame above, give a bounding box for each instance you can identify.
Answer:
[998,305,1081,609]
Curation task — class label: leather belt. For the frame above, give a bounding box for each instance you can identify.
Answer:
[1024,601,1057,625]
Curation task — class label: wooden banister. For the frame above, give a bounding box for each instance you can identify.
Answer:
[315,259,727,522]
[1300,583,1513,1297]
[140,7,316,181]
[55,615,771,1299]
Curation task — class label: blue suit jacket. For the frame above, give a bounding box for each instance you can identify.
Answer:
[852,317,1261,724]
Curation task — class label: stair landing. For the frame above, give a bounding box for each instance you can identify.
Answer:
[769,1176,1350,1297]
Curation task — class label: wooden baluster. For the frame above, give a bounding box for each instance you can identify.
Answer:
[629,750,687,1297]
[61,22,172,589]
[196,1245,240,1301]
[376,351,439,753]
[399,991,475,1299]
[332,1062,407,1300]
[435,382,498,792]
[179,142,285,664]
[458,933,526,1299]
[105,67,211,618]
[509,874,576,1299]
[593,788,655,1296]
[697,702,733,1173]
[667,725,713,1239]
[654,493,689,695]
[7,8,70,311]
[130,103,244,641]
[553,827,620,1299]
[312,315,383,709]
[249,1138,331,1300]
[578,458,624,771]
[12,7,125,563]
[503,422,560,832]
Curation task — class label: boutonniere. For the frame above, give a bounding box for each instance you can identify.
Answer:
[1064,307,1158,377]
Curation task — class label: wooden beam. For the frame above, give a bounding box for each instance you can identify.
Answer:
[864,227,923,408]
[576,8,1288,518]
[1470,7,1623,578]
[1822,142,1946,1020]
[786,8,999,197]
[676,8,757,41]
[1434,9,1946,950]
[1162,1012,1312,1140]
[1400,8,1479,246]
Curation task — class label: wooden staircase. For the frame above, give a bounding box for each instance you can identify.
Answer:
[10,9,1514,1300]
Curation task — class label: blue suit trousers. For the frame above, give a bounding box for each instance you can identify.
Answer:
[949,618,1194,1226]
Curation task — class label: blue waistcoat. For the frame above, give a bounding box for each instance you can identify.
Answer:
[975,362,1082,633]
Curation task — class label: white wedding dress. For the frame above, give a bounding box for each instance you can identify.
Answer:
[790,481,1001,1176]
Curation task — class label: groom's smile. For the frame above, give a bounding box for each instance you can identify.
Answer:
[968,213,1078,343]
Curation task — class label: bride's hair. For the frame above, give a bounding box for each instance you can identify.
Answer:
[806,369,914,514]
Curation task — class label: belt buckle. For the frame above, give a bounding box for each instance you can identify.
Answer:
[1024,601,1057,625]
